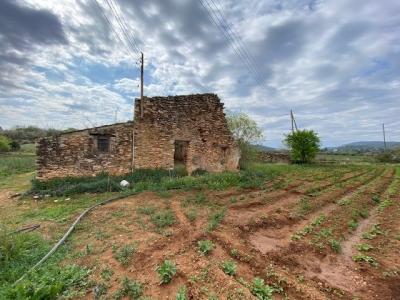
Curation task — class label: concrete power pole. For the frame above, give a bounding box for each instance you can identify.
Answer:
[140,52,144,118]
[290,110,298,133]
[382,123,387,151]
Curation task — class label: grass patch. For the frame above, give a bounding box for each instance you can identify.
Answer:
[0,226,90,299]
[0,153,36,178]
[31,163,287,197]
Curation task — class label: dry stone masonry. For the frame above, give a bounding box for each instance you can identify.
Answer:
[36,94,240,180]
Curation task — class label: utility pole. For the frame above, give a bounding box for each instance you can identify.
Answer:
[140,52,144,118]
[382,123,387,151]
[291,110,294,133]
[290,110,298,133]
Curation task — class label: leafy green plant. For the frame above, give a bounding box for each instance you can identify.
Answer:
[371,195,380,204]
[101,265,114,281]
[251,277,274,300]
[358,209,369,219]
[113,243,137,266]
[362,224,383,240]
[329,239,341,253]
[207,208,226,231]
[114,277,143,299]
[348,219,358,231]
[221,260,237,276]
[197,240,214,255]
[353,253,378,267]
[356,243,373,252]
[176,285,187,300]
[156,260,177,284]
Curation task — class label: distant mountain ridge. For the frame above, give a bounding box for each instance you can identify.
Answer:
[331,141,400,152]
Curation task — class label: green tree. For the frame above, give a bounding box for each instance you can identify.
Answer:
[226,112,263,167]
[284,130,320,163]
[0,135,11,152]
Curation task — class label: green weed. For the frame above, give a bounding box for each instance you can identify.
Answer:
[184,208,198,222]
[101,265,114,281]
[114,277,143,299]
[113,243,137,266]
[348,219,358,231]
[356,243,373,252]
[156,260,177,284]
[207,208,226,231]
[176,286,187,300]
[197,240,214,255]
[251,277,274,300]
[150,209,176,229]
[353,253,378,267]
[329,239,341,253]
[221,260,237,276]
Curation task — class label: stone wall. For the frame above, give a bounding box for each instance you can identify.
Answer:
[257,151,290,163]
[36,122,133,180]
[133,94,240,173]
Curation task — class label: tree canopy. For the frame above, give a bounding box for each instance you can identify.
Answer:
[226,112,263,145]
[284,130,321,163]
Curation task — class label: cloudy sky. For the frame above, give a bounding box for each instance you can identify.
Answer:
[0,0,399,147]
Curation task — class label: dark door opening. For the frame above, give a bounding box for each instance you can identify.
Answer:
[174,140,189,168]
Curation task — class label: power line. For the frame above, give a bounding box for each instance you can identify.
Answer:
[198,0,264,84]
[206,0,265,83]
[92,0,138,61]
[105,0,141,54]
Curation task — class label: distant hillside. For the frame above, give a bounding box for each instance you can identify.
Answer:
[253,144,278,152]
[330,141,400,152]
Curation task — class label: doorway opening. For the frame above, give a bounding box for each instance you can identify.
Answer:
[174,140,189,170]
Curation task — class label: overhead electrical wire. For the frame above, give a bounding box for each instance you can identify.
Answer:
[92,0,140,61]
[208,0,264,82]
[105,0,142,54]
[198,0,265,85]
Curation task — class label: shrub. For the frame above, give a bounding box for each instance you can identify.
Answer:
[221,260,236,276]
[156,260,177,284]
[197,240,214,255]
[251,277,274,300]
[284,130,320,164]
[0,135,11,152]
[114,277,143,299]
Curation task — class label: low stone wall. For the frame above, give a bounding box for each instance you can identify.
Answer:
[257,151,290,163]
[36,122,133,180]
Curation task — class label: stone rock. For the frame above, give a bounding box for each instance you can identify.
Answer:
[120,180,130,187]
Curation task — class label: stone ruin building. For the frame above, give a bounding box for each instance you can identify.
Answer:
[36,94,240,180]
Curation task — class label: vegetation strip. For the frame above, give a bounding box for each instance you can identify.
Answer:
[12,192,137,285]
